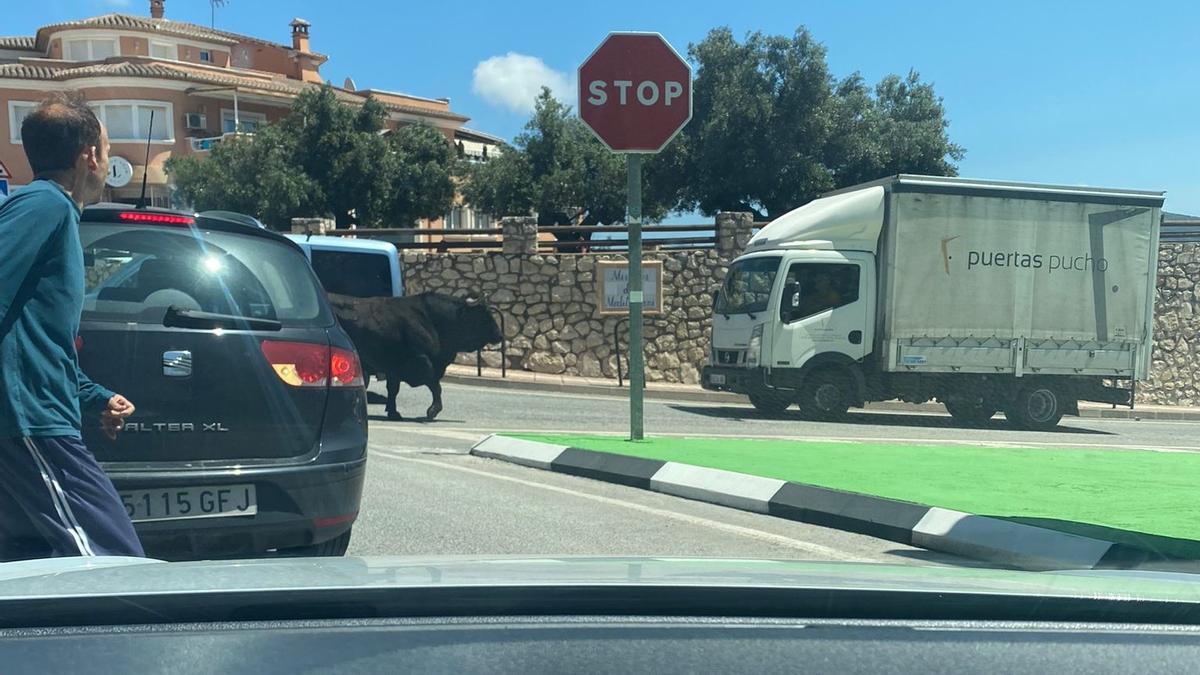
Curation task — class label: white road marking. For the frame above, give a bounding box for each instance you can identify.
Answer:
[369,448,881,563]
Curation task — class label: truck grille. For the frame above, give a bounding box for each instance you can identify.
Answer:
[716,349,744,365]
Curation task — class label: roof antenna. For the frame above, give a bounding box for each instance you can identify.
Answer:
[136,109,154,209]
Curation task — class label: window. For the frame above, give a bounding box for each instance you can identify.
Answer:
[309,250,394,298]
[220,110,267,134]
[8,101,37,143]
[445,207,464,229]
[780,263,860,322]
[65,38,118,61]
[199,50,212,63]
[149,42,176,60]
[716,256,781,315]
[80,222,325,325]
[90,101,173,142]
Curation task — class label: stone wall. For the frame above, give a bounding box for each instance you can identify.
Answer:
[1139,242,1200,405]
[402,249,729,383]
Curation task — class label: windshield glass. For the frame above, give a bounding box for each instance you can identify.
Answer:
[4,0,1200,625]
[716,256,781,315]
[80,224,328,326]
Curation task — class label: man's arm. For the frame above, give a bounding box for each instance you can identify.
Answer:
[77,369,117,415]
[0,192,64,320]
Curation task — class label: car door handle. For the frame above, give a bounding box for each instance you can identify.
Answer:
[848,330,862,345]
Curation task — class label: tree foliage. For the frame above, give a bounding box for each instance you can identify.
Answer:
[467,27,965,223]
[168,86,457,229]
[463,89,672,225]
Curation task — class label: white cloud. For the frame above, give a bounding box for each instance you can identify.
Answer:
[472,53,572,114]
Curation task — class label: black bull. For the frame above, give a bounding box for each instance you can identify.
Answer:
[328,292,503,420]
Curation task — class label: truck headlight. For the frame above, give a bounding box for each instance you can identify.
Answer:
[747,325,763,368]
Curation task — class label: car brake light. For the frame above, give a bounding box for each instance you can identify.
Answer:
[260,341,364,388]
[261,340,329,387]
[118,212,195,225]
[329,347,363,387]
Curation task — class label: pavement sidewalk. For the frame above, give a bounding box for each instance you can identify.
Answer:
[445,364,1200,421]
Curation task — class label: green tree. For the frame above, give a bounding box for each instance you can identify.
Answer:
[463,88,671,225]
[168,85,458,229]
[674,27,965,219]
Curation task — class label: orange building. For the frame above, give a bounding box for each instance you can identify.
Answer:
[0,1,492,213]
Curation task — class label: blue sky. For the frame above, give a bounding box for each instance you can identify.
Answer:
[10,1,1199,214]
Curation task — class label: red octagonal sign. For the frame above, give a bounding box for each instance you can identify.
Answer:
[578,32,692,154]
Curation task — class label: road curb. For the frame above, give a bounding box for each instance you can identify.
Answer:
[470,434,1168,571]
[445,373,1200,421]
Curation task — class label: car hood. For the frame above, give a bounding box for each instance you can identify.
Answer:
[2,556,1200,603]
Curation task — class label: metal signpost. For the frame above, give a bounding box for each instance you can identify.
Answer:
[578,32,692,440]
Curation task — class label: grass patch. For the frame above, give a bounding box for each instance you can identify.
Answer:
[507,433,1200,559]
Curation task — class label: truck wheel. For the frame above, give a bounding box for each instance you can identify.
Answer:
[1005,384,1065,430]
[749,390,792,415]
[798,370,852,421]
[943,399,999,426]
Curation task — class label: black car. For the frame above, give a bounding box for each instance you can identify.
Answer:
[76,204,367,559]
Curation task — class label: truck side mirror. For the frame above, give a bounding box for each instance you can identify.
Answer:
[711,289,720,309]
[782,282,801,321]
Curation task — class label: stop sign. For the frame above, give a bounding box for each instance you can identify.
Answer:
[578,32,692,153]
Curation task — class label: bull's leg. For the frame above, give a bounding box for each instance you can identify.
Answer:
[425,380,443,421]
[385,373,403,421]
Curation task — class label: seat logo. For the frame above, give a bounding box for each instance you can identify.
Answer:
[163,350,192,377]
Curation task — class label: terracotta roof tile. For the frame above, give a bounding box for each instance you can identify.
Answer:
[0,36,37,50]
[0,60,469,122]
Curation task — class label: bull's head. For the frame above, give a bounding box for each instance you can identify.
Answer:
[457,290,503,349]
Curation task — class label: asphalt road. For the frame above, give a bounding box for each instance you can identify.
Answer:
[347,381,1200,565]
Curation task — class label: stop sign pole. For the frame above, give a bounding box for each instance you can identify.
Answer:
[578,32,692,440]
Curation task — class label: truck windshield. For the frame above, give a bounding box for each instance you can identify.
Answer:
[716,256,781,315]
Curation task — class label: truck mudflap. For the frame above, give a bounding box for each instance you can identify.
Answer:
[701,366,766,394]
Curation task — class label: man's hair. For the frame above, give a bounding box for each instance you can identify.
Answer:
[21,92,102,176]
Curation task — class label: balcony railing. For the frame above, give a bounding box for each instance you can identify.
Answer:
[189,131,251,152]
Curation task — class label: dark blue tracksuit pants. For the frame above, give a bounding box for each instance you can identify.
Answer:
[0,436,144,561]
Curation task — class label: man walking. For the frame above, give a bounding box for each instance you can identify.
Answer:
[0,93,144,561]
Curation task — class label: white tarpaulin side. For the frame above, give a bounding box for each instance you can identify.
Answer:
[884,192,1157,373]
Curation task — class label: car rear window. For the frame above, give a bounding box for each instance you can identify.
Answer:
[81,222,331,326]
[309,249,394,298]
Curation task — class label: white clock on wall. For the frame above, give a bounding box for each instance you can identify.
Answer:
[107,156,134,188]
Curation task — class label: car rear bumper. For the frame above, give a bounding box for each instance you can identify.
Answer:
[700,365,764,394]
[106,457,366,560]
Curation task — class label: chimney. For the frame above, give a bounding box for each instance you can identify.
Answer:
[150,0,164,19]
[289,18,321,83]
[290,18,311,53]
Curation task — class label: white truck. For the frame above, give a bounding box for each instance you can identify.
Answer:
[702,175,1164,429]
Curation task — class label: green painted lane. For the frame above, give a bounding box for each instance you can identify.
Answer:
[508,433,1200,558]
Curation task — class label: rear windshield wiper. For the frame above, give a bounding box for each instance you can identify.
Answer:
[163,306,282,332]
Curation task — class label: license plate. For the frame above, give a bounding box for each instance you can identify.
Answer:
[710,373,727,385]
[120,484,257,523]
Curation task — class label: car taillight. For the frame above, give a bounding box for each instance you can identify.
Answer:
[260,341,363,388]
[261,340,329,387]
[329,347,363,387]
[118,211,195,225]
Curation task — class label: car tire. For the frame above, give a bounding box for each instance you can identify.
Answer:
[944,398,999,426]
[798,369,852,421]
[279,529,352,557]
[749,390,792,415]
[1004,384,1066,431]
